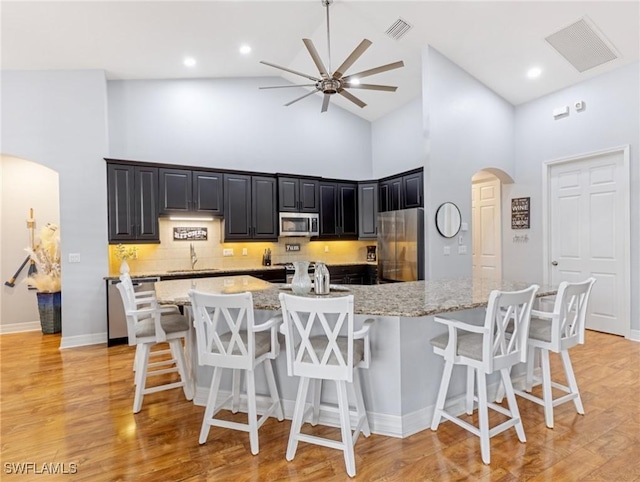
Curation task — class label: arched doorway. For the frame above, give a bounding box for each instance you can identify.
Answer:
[471,168,513,280]
[1,155,60,332]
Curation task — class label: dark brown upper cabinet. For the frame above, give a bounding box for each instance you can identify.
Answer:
[223,173,278,241]
[107,163,159,243]
[278,176,319,213]
[318,181,358,239]
[379,169,423,212]
[159,168,223,215]
[358,182,378,239]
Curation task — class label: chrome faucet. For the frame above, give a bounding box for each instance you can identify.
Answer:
[190,243,198,270]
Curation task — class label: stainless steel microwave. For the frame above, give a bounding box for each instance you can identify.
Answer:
[279,212,319,237]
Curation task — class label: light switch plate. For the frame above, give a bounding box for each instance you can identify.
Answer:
[223,248,234,257]
[242,248,248,256]
[68,253,81,263]
[444,246,451,256]
[458,245,467,254]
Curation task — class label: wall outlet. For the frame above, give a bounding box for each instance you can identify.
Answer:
[242,248,248,256]
[458,245,467,254]
[324,245,329,253]
[68,253,81,263]
[223,248,234,257]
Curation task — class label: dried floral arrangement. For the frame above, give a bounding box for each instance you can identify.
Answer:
[114,244,138,261]
[26,224,61,293]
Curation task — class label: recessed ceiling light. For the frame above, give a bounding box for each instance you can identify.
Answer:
[239,45,252,55]
[348,78,360,85]
[184,57,197,67]
[527,67,542,79]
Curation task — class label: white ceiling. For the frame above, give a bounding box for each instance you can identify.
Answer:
[2,1,639,121]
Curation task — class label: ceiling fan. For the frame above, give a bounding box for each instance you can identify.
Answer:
[259,0,404,113]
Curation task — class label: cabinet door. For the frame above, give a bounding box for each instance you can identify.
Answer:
[193,171,223,214]
[278,177,299,212]
[319,183,338,237]
[134,166,159,241]
[223,174,252,240]
[358,182,378,239]
[299,179,319,212]
[159,168,192,214]
[108,164,136,241]
[403,171,423,208]
[252,176,278,239]
[389,177,402,211]
[378,181,390,213]
[338,183,358,237]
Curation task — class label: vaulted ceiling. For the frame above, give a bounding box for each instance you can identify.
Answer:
[2,1,638,121]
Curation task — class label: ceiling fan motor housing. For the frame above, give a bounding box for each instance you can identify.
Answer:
[318,78,341,94]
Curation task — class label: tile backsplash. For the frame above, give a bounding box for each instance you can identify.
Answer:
[108,219,376,275]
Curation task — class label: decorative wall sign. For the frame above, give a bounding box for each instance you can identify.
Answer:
[285,243,301,252]
[511,197,530,230]
[173,227,208,241]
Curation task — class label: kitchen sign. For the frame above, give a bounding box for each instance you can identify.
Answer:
[511,197,530,230]
[173,227,208,241]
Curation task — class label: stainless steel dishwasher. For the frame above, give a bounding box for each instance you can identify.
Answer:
[107,276,160,346]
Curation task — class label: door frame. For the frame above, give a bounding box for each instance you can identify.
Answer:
[541,145,631,337]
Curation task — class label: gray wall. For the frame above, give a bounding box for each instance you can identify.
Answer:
[423,47,516,280]
[509,61,640,333]
[1,70,109,344]
[371,97,425,179]
[108,77,373,180]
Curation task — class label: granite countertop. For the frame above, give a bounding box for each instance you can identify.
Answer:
[104,262,375,281]
[154,276,556,318]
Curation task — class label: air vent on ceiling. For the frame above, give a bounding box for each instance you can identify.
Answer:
[385,18,412,40]
[545,17,619,73]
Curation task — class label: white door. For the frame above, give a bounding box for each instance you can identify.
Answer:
[472,177,502,279]
[547,147,630,336]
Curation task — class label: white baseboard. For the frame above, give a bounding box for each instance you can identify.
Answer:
[629,329,640,342]
[59,332,107,349]
[0,321,41,334]
[0,324,109,350]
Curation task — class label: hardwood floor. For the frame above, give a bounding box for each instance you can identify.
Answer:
[1,330,638,481]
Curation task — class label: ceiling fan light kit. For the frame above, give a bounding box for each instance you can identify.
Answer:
[260,0,404,113]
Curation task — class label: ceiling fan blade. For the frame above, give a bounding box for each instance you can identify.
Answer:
[259,84,317,90]
[345,83,398,92]
[260,60,321,82]
[333,39,373,80]
[342,61,405,82]
[321,94,331,113]
[284,90,318,107]
[302,39,329,79]
[339,89,367,108]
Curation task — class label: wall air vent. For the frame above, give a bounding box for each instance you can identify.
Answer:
[385,18,412,40]
[545,17,620,73]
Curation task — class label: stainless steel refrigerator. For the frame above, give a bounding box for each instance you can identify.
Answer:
[377,208,425,282]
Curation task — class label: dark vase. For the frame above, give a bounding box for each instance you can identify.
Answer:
[36,291,62,334]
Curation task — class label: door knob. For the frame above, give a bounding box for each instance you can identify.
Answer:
[551,261,558,266]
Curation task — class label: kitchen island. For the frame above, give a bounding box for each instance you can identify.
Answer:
[155,276,556,438]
